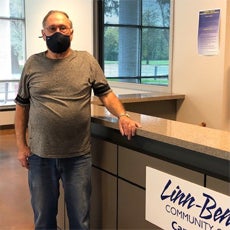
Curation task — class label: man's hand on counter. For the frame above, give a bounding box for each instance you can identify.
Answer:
[98,91,141,139]
[118,115,141,140]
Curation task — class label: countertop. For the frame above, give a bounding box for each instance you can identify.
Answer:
[91,104,230,162]
[91,92,185,105]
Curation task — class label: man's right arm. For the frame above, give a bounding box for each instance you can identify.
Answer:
[15,104,31,169]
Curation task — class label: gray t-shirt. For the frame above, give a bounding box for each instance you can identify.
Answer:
[15,50,111,158]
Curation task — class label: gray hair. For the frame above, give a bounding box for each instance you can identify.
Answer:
[42,10,73,28]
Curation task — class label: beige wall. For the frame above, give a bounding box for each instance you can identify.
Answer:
[222,1,230,130]
[172,0,230,130]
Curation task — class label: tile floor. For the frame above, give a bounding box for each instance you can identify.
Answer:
[0,129,34,230]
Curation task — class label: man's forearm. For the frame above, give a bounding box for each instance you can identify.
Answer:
[99,92,126,118]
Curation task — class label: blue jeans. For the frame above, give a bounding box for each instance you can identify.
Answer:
[28,153,92,230]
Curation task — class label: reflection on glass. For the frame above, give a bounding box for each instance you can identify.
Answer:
[0,0,25,106]
[0,0,24,18]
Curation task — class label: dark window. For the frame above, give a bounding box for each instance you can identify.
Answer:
[94,0,171,86]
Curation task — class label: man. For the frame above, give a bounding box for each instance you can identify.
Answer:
[14,10,140,230]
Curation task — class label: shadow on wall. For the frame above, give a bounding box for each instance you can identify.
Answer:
[222,67,230,131]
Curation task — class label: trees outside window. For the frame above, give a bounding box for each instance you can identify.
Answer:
[95,0,171,86]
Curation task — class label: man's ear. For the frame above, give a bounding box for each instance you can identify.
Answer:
[41,29,46,40]
[70,29,74,41]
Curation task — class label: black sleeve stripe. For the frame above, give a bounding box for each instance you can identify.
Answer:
[93,84,111,96]
[15,94,30,105]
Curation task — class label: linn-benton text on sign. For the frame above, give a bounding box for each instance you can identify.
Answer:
[145,167,230,230]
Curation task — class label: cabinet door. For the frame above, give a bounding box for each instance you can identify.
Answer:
[91,137,117,174]
[91,167,117,229]
[118,146,203,188]
[206,176,230,196]
[118,179,160,229]
[57,184,69,229]
[57,185,64,229]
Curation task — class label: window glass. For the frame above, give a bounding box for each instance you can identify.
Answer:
[142,0,170,27]
[104,0,119,24]
[0,0,24,18]
[117,27,140,81]
[104,26,119,77]
[0,0,25,106]
[141,28,169,85]
[99,0,171,86]
[105,0,140,25]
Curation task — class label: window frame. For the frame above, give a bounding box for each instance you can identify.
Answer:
[0,0,26,109]
[93,0,174,93]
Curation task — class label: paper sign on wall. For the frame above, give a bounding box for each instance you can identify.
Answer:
[198,9,220,55]
[145,167,230,230]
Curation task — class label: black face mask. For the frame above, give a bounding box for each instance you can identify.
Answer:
[46,32,70,53]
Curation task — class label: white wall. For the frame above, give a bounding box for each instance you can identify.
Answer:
[172,0,230,130]
[25,0,93,56]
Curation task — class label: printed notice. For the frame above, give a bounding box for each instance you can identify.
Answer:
[198,9,220,55]
[145,167,230,230]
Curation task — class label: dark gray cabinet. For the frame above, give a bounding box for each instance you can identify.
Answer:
[90,137,204,229]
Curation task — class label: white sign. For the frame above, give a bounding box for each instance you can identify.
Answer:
[198,9,220,55]
[145,167,230,230]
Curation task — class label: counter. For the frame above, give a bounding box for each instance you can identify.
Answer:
[91,104,230,180]
[92,91,185,104]
[90,104,230,229]
[92,92,185,120]
[58,102,229,230]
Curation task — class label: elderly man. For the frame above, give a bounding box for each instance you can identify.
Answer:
[14,10,140,230]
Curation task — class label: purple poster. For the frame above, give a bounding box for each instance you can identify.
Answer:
[198,9,220,55]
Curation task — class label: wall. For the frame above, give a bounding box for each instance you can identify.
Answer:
[0,0,93,126]
[172,0,230,130]
[222,1,230,130]
[25,0,93,57]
